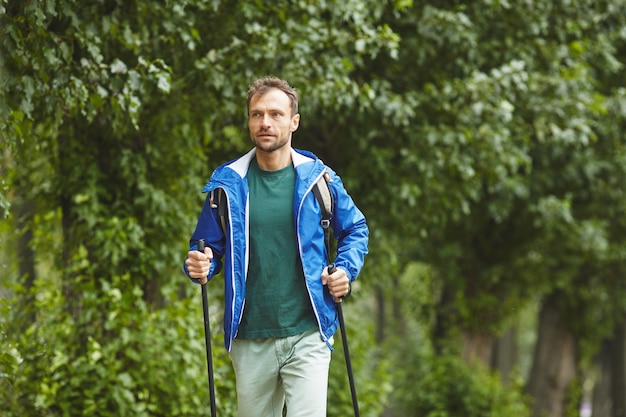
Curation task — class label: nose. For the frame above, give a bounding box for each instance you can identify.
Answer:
[260,113,272,128]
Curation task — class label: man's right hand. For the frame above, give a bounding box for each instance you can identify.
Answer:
[186,247,213,284]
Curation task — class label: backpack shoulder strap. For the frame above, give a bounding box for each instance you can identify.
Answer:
[312,171,333,220]
[312,172,333,264]
[210,188,228,235]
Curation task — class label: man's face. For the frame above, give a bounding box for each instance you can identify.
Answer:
[248,88,300,153]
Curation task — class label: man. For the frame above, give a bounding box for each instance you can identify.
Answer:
[184,76,368,417]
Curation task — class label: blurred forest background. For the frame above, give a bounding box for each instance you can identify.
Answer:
[2,1,626,416]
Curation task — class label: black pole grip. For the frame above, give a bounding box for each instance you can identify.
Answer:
[197,239,206,253]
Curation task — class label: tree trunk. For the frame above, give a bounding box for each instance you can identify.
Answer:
[462,330,495,365]
[391,273,406,338]
[592,319,626,417]
[375,285,386,343]
[12,194,37,329]
[525,295,577,417]
[592,340,612,417]
[611,320,626,417]
[492,326,517,384]
[433,285,457,354]
[59,133,83,323]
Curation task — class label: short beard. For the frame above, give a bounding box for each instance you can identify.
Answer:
[252,136,290,153]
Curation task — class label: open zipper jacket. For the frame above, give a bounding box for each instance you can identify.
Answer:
[184,148,369,351]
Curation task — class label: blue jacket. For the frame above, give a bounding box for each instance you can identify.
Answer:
[185,148,369,351]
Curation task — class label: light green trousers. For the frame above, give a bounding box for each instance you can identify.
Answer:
[229,328,332,417]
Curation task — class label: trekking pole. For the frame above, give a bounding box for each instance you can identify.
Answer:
[197,239,217,417]
[328,264,360,417]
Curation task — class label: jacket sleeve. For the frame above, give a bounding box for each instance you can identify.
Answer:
[328,171,369,282]
[183,189,226,283]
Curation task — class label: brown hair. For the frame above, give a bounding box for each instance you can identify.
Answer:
[247,76,299,116]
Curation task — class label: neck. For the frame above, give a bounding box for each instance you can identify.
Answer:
[255,147,292,171]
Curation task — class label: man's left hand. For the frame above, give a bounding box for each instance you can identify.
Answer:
[322,266,350,302]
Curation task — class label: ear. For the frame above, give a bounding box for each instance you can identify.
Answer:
[290,113,300,132]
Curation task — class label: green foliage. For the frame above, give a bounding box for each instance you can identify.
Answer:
[414,357,529,417]
[564,376,584,417]
[342,0,626,364]
[398,355,531,417]
[0,298,18,395]
[378,261,530,417]
[3,0,626,415]
[2,273,237,417]
[2,0,400,413]
[327,301,392,417]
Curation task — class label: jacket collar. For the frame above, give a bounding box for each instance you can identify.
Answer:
[226,147,316,178]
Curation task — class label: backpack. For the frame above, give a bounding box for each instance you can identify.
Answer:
[209,172,334,249]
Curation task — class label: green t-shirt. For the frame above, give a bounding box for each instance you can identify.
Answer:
[237,158,317,339]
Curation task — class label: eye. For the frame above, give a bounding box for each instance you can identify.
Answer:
[272,112,282,118]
